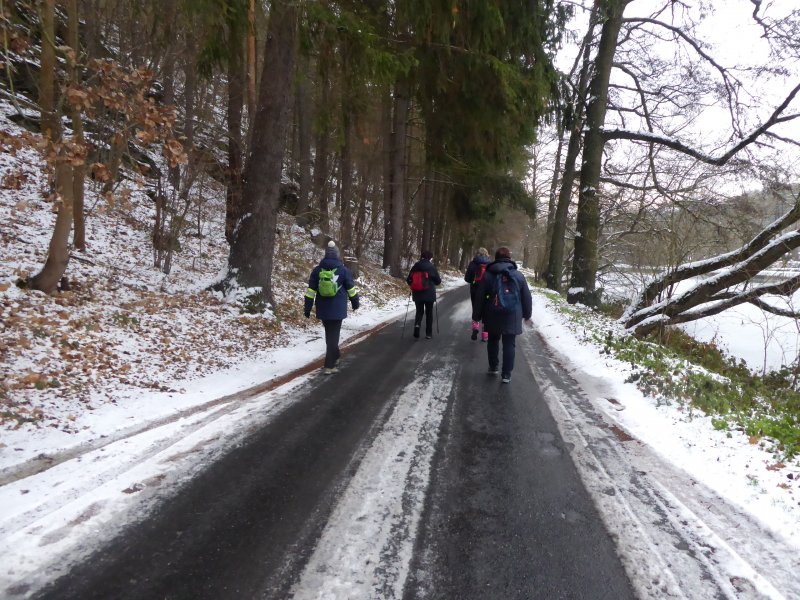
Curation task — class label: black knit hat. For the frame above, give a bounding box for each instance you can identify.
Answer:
[421,250,434,260]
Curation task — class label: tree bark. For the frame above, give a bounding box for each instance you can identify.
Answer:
[30,162,75,294]
[339,108,354,249]
[67,0,86,251]
[246,0,257,119]
[225,37,245,243]
[421,167,434,252]
[568,0,628,307]
[227,0,299,304]
[30,0,76,294]
[381,86,393,269]
[388,77,410,277]
[38,0,57,140]
[545,3,599,291]
[294,55,313,227]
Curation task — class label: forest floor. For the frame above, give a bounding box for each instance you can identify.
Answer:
[0,114,419,466]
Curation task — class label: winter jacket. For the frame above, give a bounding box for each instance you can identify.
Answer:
[464,254,491,285]
[465,254,491,301]
[471,258,532,335]
[406,259,442,304]
[304,254,359,321]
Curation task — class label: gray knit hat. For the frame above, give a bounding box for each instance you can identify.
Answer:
[325,239,340,259]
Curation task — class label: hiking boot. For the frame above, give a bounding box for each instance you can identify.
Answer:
[487,367,499,376]
[501,373,511,383]
[471,330,478,340]
[323,367,339,375]
[413,325,420,339]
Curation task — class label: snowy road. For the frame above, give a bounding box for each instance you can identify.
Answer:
[5,289,798,599]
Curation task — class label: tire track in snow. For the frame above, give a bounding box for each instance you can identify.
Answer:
[522,331,797,600]
[289,359,456,600]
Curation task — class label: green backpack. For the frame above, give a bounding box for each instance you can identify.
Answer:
[318,268,340,298]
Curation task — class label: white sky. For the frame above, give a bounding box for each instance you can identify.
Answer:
[554,0,800,174]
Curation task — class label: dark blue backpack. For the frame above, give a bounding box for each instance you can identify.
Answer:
[488,271,520,314]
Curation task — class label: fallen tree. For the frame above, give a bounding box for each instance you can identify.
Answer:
[623,189,800,336]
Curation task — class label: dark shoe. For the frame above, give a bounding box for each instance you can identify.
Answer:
[488,367,499,376]
[471,330,478,340]
[501,373,511,383]
[426,335,432,339]
[323,367,339,375]
[413,326,420,339]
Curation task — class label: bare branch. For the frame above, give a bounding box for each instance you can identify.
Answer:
[602,80,800,165]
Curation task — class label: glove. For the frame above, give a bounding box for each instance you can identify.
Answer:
[304,311,311,319]
[351,299,360,311]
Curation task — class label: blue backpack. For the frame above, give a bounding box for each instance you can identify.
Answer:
[488,270,519,314]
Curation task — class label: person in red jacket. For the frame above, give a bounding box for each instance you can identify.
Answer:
[406,250,442,339]
[464,247,491,341]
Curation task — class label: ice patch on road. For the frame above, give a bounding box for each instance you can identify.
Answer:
[291,359,455,600]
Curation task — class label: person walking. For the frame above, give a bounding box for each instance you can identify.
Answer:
[304,240,360,374]
[472,247,532,383]
[406,250,442,339]
[464,247,491,341]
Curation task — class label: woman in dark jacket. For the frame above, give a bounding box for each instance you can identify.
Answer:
[464,247,491,341]
[304,241,360,373]
[472,247,532,383]
[406,250,442,339]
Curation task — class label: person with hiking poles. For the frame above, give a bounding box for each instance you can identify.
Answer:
[472,246,532,383]
[304,240,360,374]
[464,247,491,341]
[406,250,442,339]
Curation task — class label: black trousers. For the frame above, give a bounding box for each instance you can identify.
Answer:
[487,332,517,375]
[322,319,342,368]
[414,301,434,336]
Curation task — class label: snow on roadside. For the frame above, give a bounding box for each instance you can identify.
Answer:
[0,114,466,474]
[528,288,800,549]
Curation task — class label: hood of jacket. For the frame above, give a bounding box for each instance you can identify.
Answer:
[319,256,344,270]
[413,259,436,272]
[487,257,517,275]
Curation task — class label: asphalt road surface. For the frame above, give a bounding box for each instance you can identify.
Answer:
[35,288,637,600]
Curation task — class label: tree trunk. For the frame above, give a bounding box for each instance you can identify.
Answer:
[381,87,393,269]
[353,172,369,257]
[294,55,313,227]
[225,37,245,243]
[433,186,448,262]
[539,117,564,276]
[30,162,75,293]
[227,0,299,304]
[30,0,76,294]
[246,0,257,119]
[546,6,598,292]
[568,0,627,306]
[421,168,434,252]
[312,73,331,232]
[388,77,410,277]
[339,109,354,250]
[67,0,86,251]
[38,0,57,141]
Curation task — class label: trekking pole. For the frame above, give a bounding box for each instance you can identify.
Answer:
[435,300,440,334]
[401,294,411,337]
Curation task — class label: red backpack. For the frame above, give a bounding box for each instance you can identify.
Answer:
[410,270,430,292]
[474,263,487,283]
